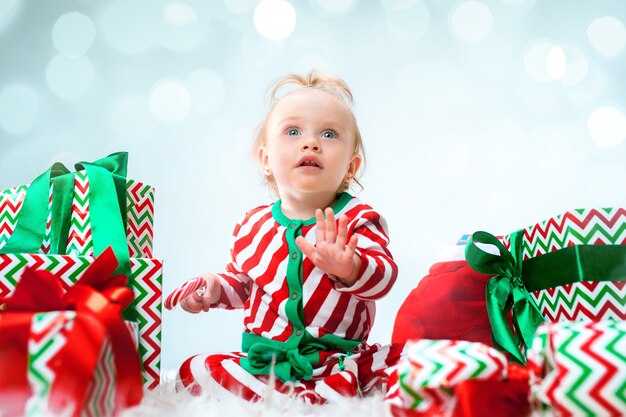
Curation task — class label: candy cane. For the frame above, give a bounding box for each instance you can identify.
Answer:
[165,277,207,310]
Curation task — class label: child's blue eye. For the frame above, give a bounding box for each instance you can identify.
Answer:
[321,131,335,139]
[287,129,300,136]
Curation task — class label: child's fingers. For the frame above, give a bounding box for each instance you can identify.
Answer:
[346,235,358,254]
[315,208,325,243]
[201,296,213,312]
[180,297,201,314]
[336,215,348,247]
[295,235,316,260]
[325,208,336,242]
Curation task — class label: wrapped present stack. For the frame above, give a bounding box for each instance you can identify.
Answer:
[0,152,162,416]
[462,207,626,416]
[392,208,626,416]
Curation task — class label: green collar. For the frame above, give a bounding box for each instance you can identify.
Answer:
[271,192,353,227]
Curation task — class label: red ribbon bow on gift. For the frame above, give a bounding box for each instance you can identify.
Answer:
[0,247,143,417]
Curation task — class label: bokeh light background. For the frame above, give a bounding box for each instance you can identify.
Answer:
[1,0,626,377]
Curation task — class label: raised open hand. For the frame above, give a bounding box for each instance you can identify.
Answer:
[295,207,361,286]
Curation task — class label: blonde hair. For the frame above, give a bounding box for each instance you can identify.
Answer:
[253,70,365,196]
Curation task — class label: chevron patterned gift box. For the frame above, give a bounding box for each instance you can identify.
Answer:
[514,208,626,323]
[465,207,626,365]
[395,339,509,415]
[0,253,163,390]
[527,320,626,416]
[0,170,154,259]
[0,311,141,417]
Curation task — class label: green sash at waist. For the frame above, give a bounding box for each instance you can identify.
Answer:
[240,331,361,381]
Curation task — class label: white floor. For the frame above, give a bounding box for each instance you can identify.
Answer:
[123,376,393,417]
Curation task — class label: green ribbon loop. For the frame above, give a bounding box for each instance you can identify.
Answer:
[240,332,361,381]
[49,163,74,255]
[1,163,72,254]
[76,152,129,233]
[465,230,544,364]
[76,153,130,279]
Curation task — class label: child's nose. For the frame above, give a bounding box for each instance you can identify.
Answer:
[301,135,320,151]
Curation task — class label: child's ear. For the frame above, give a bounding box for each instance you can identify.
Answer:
[258,147,271,175]
[346,154,362,180]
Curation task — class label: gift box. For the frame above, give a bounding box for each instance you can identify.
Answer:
[0,249,144,417]
[0,159,154,259]
[0,311,138,417]
[0,252,162,389]
[465,207,626,364]
[0,152,161,389]
[527,320,626,416]
[517,207,626,323]
[394,339,509,415]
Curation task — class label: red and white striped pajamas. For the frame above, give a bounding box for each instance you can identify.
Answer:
[177,193,405,403]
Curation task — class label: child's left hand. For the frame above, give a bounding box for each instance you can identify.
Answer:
[295,207,361,287]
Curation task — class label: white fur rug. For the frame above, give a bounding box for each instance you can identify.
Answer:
[122,375,394,417]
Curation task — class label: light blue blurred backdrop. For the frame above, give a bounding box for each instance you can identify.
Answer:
[1,0,626,378]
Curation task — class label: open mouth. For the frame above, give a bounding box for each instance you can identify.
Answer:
[298,157,322,168]
[300,160,320,167]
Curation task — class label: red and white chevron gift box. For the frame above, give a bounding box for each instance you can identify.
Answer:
[0,171,154,258]
[527,320,626,416]
[395,339,509,415]
[505,208,626,323]
[0,253,162,390]
[0,311,141,417]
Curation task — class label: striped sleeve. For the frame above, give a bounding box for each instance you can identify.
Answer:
[212,214,253,310]
[335,208,398,301]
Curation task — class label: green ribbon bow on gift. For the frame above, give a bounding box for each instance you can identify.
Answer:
[466,229,626,364]
[0,152,135,320]
[465,231,544,364]
[240,331,360,381]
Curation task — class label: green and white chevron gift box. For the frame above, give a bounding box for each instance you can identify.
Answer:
[527,320,626,416]
[0,253,163,389]
[465,207,626,364]
[0,170,154,259]
[396,339,509,415]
